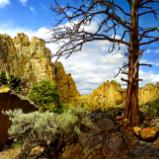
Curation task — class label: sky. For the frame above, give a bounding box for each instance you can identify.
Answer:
[0,0,159,94]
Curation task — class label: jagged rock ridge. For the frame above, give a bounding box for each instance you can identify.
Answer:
[76,80,125,110]
[76,81,159,110]
[0,33,79,103]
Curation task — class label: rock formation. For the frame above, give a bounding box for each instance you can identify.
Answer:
[0,33,79,103]
[0,33,158,107]
[139,83,159,105]
[76,80,159,110]
[76,80,125,110]
[53,62,80,103]
[0,86,37,148]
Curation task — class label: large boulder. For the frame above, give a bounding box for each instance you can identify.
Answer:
[0,87,37,147]
[133,127,159,142]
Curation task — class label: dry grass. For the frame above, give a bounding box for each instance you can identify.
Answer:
[0,148,20,159]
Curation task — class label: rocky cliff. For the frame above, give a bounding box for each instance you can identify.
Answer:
[76,81,125,110]
[139,83,159,105]
[54,62,80,102]
[76,81,159,110]
[0,33,79,103]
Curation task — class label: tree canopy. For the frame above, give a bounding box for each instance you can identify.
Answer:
[28,80,59,111]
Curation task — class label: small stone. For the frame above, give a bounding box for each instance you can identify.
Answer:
[139,140,146,145]
[140,127,159,141]
[134,127,159,142]
[30,146,45,156]
[133,127,142,136]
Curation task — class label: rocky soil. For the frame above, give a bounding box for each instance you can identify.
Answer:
[0,111,159,159]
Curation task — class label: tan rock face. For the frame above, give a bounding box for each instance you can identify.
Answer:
[12,34,55,93]
[0,34,16,79]
[139,83,159,105]
[76,80,125,110]
[0,33,79,102]
[53,62,80,103]
[76,80,159,110]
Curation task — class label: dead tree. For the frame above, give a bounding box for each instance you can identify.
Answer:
[51,0,159,126]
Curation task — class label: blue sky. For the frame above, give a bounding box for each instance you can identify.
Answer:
[0,0,159,94]
[0,0,54,30]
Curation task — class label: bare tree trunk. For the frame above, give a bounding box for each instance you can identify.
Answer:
[125,1,140,126]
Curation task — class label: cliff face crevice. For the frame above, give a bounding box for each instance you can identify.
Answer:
[0,33,79,103]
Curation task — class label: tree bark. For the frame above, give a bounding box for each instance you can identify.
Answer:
[125,1,140,126]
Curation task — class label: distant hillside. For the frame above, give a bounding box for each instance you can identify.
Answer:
[75,80,159,110]
[139,83,159,105]
[0,33,79,103]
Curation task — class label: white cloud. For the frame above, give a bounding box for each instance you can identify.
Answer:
[145,48,159,54]
[20,0,27,6]
[0,0,10,8]
[0,23,34,37]
[139,70,159,85]
[141,59,159,67]
[0,22,159,94]
[30,6,35,12]
[59,49,127,94]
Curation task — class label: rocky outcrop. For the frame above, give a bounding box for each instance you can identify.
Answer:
[76,80,159,110]
[139,83,159,105]
[76,80,125,110]
[0,86,37,148]
[12,33,55,94]
[53,62,79,103]
[0,33,79,102]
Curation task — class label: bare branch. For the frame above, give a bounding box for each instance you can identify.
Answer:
[139,63,152,67]
[140,37,159,45]
[114,63,128,78]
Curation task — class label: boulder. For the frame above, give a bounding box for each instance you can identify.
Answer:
[80,112,129,159]
[133,127,159,142]
[0,87,37,148]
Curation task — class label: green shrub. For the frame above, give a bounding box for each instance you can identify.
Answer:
[8,75,21,93]
[147,101,159,117]
[0,71,21,93]
[0,71,8,86]
[28,80,59,111]
[5,107,91,158]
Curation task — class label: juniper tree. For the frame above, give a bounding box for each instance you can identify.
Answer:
[51,0,159,126]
